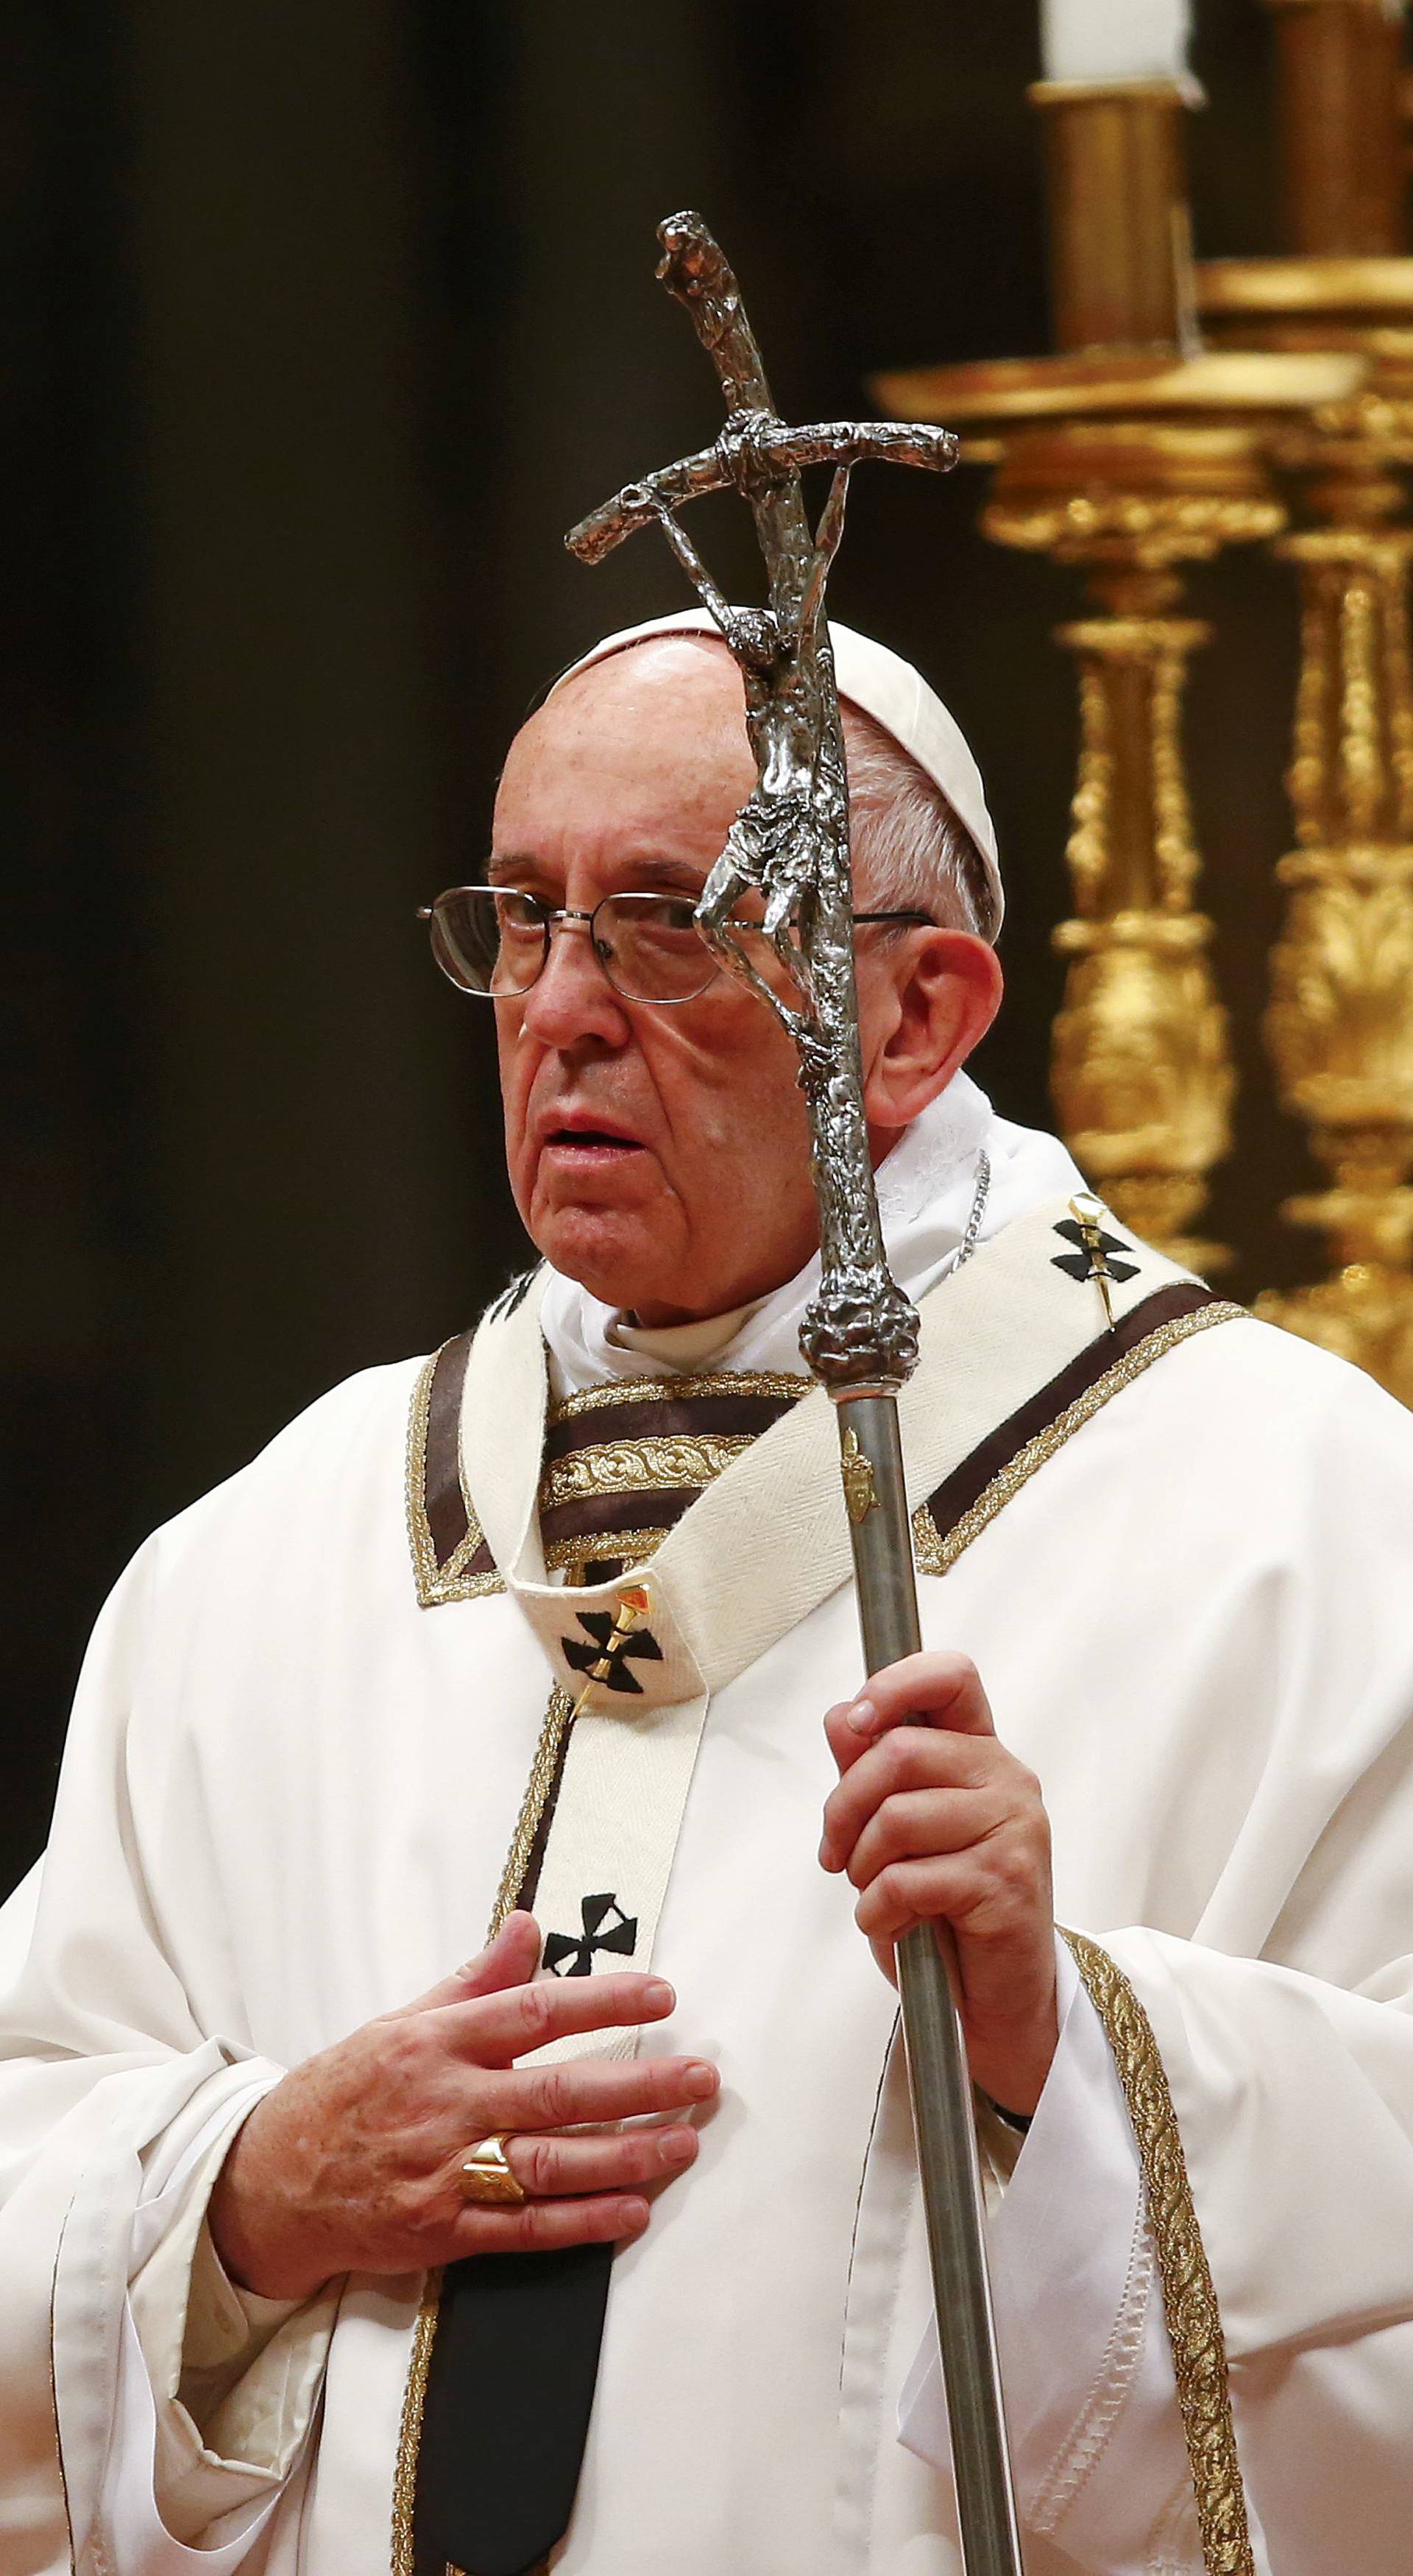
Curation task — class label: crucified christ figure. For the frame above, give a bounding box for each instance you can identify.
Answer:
[637,465,851,1015]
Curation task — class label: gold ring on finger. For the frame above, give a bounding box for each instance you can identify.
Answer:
[457,2134,528,2207]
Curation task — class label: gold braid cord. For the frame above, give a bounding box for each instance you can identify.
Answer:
[1062,1930,1256,2576]
[391,1681,577,2576]
[487,1685,577,1939]
[390,2293,441,2576]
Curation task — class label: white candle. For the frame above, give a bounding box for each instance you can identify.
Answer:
[1041,0,1191,85]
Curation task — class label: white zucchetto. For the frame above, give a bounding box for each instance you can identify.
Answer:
[550,609,1003,938]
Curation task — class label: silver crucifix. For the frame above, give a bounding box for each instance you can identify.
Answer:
[567,213,1023,2576]
[568,213,958,1393]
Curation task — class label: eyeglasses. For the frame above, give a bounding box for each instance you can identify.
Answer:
[417,885,936,1008]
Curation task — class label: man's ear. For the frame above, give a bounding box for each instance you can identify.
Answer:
[861,930,1003,1136]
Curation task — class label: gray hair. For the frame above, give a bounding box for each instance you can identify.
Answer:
[843,701,997,941]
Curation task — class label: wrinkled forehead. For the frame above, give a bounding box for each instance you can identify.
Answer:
[504,630,888,782]
[523,631,745,737]
[497,639,751,796]
[492,639,759,871]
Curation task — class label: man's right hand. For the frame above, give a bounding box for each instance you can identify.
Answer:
[208,1912,718,2301]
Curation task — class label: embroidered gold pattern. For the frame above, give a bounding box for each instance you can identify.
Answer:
[487,1683,577,1939]
[390,1672,580,2576]
[543,1526,670,1578]
[912,1303,1250,1577]
[389,2286,440,2576]
[545,1367,808,1425]
[406,1345,504,1607]
[539,1429,753,1511]
[1062,1930,1256,2576]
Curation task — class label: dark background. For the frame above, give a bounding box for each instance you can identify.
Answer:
[1,0,1326,1894]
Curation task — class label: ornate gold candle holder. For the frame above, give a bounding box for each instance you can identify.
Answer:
[875,77,1360,1271]
[978,411,1269,1272]
[1194,1,1413,1404]
[870,364,1354,1267]
[877,302,1359,1272]
[1190,275,1413,1398]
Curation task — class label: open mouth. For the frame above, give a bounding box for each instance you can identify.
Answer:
[544,1126,644,1155]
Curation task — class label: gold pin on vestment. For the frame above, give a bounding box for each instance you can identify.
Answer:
[568,1582,653,1713]
[1069,1192,1119,1330]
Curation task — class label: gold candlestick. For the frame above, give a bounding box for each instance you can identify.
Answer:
[1197,1,1413,1402]
[1267,0,1407,257]
[874,82,1361,1270]
[1035,79,1193,352]
[1260,502,1413,1398]
[980,420,1272,1270]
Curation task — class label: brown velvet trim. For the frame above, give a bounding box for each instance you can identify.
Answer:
[542,1386,803,1465]
[918,1281,1224,1551]
[539,1487,702,1547]
[422,1330,478,1572]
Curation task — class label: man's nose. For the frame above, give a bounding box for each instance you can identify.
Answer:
[517,916,630,1048]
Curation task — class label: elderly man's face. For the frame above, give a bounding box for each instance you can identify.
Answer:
[491,639,998,1325]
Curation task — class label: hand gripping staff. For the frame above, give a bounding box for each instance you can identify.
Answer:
[567,213,1024,2576]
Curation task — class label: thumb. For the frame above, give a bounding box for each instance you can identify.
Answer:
[823,1699,871,1780]
[401,1912,541,2014]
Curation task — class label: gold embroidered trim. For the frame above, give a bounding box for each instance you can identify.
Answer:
[389,2283,441,2576]
[540,1429,754,1511]
[391,1674,578,2572]
[543,1526,670,1577]
[487,1684,576,1939]
[1062,1931,1255,2576]
[406,1344,503,1607]
[408,1352,808,1608]
[545,1367,808,1425]
[912,1303,1250,1577]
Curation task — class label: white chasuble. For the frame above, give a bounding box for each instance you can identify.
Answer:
[4,1181,1413,2576]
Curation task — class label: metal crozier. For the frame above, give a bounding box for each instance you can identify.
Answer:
[566,212,1024,2576]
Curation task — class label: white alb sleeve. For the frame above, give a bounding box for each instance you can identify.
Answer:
[107,2067,341,2563]
[896,1938,1264,2574]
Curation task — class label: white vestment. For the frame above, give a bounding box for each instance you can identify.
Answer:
[4,1086,1413,2576]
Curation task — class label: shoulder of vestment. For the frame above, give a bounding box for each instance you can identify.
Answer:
[1091,1297,1413,1470]
[144,1351,432,1585]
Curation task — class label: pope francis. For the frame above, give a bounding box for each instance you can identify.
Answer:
[4,614,1413,2576]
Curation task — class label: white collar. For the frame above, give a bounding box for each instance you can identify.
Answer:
[538,1075,1084,1395]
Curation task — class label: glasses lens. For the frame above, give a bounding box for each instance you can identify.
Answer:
[713,906,807,1007]
[428,888,545,995]
[595,894,718,1003]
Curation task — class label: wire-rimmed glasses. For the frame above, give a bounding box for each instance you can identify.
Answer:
[417,884,935,1008]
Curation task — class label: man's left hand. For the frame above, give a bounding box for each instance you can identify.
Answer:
[819,1652,1058,2117]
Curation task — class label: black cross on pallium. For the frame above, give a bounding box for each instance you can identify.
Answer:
[1050,1219,1139,1286]
[561,1607,665,1695]
[544,1893,639,1978]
